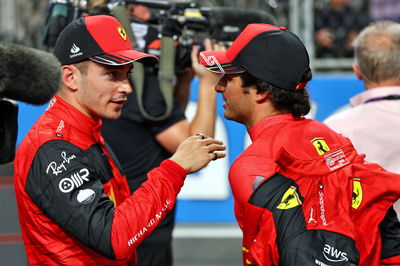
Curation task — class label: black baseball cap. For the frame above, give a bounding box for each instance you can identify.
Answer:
[199,23,310,90]
[54,14,158,66]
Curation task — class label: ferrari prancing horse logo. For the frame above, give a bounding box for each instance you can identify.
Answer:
[352,178,363,209]
[117,27,127,40]
[277,186,302,210]
[311,137,331,155]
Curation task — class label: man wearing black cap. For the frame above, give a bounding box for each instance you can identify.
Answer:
[13,15,225,265]
[199,23,400,265]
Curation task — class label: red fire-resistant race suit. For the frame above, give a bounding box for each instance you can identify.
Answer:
[229,114,400,266]
[14,95,186,265]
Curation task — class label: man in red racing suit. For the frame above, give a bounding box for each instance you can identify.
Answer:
[235,114,400,265]
[199,23,400,265]
[14,95,187,264]
[14,15,225,265]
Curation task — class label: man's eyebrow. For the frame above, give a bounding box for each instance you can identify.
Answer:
[103,64,134,71]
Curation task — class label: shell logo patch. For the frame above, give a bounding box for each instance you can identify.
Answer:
[277,186,302,210]
[117,27,127,40]
[311,137,331,155]
[352,178,363,209]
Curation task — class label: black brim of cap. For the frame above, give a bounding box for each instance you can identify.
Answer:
[199,51,245,74]
[90,49,158,66]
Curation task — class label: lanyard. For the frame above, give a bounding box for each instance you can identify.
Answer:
[364,94,400,104]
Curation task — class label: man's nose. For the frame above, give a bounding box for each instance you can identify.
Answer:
[120,79,133,94]
[215,83,225,93]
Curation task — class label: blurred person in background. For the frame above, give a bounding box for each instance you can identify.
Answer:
[101,3,223,266]
[314,0,369,58]
[324,20,400,190]
[324,20,400,264]
[369,0,400,22]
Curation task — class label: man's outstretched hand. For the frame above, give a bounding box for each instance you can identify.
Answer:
[170,134,226,174]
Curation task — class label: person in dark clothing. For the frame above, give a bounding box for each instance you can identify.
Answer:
[314,0,369,58]
[102,30,223,266]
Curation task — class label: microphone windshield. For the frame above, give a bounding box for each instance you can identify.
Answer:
[0,43,61,105]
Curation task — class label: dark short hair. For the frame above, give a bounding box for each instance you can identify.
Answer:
[73,61,89,75]
[240,69,312,117]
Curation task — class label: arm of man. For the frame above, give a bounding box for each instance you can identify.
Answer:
[156,40,224,153]
[25,136,224,261]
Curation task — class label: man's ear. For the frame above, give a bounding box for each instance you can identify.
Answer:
[61,65,79,91]
[353,63,362,80]
[255,90,269,103]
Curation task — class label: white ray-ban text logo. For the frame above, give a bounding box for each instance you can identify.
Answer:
[46,151,76,176]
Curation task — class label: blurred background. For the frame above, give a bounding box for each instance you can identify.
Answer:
[1,0,399,265]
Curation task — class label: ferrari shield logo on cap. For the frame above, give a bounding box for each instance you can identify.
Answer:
[117,26,127,40]
[311,137,330,155]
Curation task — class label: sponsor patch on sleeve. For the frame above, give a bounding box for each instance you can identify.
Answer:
[324,149,350,171]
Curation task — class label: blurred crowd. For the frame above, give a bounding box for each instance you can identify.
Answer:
[1,0,400,58]
[314,0,400,58]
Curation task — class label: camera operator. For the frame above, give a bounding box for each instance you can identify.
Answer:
[101,4,224,265]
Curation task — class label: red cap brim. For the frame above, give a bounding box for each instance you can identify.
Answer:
[199,50,244,74]
[90,49,158,66]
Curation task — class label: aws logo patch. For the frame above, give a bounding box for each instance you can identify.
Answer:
[311,137,331,155]
[277,186,303,210]
[352,178,363,209]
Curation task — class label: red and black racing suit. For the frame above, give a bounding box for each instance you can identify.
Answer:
[14,95,186,265]
[230,114,400,265]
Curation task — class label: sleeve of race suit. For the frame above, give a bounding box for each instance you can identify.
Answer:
[110,158,186,260]
[25,140,185,260]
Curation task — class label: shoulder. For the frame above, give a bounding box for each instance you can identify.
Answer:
[323,105,366,133]
[271,118,348,159]
[232,152,278,179]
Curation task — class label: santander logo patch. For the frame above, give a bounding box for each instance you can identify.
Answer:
[70,43,83,58]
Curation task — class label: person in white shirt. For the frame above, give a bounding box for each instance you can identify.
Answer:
[324,20,400,174]
[324,20,400,215]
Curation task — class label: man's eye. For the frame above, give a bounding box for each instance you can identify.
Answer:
[107,69,132,80]
[107,71,118,78]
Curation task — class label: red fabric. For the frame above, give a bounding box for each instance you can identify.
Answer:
[381,255,400,265]
[14,95,186,265]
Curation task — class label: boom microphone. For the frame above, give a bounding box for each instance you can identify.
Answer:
[0,42,61,105]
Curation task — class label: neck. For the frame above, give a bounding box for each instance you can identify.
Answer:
[57,90,98,121]
[365,79,400,90]
[246,104,285,132]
